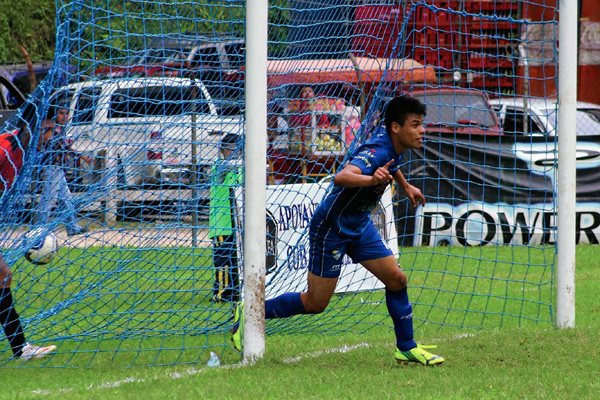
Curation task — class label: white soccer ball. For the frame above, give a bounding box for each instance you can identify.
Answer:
[25,230,57,265]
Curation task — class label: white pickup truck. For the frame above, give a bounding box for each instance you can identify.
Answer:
[51,77,243,188]
[490,97,600,137]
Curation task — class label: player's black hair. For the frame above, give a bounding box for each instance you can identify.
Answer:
[384,95,427,133]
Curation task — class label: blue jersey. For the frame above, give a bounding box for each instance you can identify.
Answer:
[314,128,403,237]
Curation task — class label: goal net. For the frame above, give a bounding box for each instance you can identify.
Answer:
[0,0,573,367]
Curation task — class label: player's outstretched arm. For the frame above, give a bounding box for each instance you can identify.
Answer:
[393,169,425,208]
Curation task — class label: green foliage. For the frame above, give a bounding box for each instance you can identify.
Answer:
[0,0,55,62]
[0,0,292,65]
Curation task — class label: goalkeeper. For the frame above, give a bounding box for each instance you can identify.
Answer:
[232,96,444,365]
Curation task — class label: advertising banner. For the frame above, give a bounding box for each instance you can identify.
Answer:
[399,134,600,246]
[237,181,397,299]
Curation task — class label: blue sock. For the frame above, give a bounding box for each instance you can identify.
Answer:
[265,292,306,319]
[386,287,417,351]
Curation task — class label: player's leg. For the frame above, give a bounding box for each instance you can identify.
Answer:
[211,236,227,302]
[36,166,60,225]
[223,234,240,302]
[266,217,343,318]
[0,259,26,357]
[361,255,444,365]
[0,256,57,360]
[265,271,338,318]
[56,169,84,235]
[360,255,416,347]
[351,225,444,365]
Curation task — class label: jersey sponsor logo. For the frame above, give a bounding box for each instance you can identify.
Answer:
[354,154,372,168]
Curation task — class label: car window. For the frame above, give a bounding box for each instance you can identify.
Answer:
[108,85,210,118]
[192,46,221,68]
[143,48,188,64]
[502,107,545,135]
[72,87,102,124]
[576,109,600,136]
[224,43,245,69]
[48,89,76,110]
[414,92,498,128]
[205,80,244,116]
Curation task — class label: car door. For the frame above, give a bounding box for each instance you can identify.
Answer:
[223,41,245,70]
[67,86,103,186]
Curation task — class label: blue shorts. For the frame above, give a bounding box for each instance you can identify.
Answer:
[308,216,393,278]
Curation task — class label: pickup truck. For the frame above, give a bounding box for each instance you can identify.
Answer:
[51,76,243,188]
[490,97,600,136]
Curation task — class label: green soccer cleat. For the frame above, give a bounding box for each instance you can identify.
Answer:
[230,301,244,352]
[394,344,445,366]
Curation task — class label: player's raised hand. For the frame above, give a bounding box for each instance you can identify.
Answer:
[405,183,426,208]
[371,159,394,185]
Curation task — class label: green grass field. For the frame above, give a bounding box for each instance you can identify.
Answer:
[2,245,599,399]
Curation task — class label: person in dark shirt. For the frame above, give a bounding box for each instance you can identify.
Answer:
[232,96,444,366]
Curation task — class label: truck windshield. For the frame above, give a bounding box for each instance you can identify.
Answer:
[414,92,498,128]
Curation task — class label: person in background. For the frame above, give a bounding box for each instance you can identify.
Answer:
[231,96,445,366]
[267,100,290,184]
[209,133,243,303]
[35,104,89,236]
[288,86,330,129]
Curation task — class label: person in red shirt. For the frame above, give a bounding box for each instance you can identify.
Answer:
[0,129,25,192]
[0,107,57,360]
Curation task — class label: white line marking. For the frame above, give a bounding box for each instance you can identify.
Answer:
[282,342,370,364]
[30,343,370,396]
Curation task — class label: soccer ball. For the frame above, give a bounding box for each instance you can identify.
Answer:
[25,230,57,265]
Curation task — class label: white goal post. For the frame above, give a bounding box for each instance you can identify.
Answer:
[556,0,578,329]
[243,0,268,362]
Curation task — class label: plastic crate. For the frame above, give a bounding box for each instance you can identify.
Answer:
[351,36,398,58]
[464,0,519,14]
[466,35,516,50]
[468,54,514,69]
[406,26,460,49]
[354,4,403,22]
[409,2,466,29]
[468,18,520,31]
[411,48,455,70]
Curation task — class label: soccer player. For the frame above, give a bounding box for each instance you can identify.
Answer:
[232,95,444,365]
[1,108,57,360]
[1,255,57,360]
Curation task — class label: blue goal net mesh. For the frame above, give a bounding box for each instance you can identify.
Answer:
[0,0,573,367]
